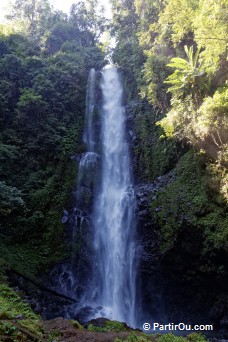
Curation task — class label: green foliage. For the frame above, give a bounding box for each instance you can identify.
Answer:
[158,334,186,342]
[0,284,47,340]
[196,86,228,143]
[113,37,145,99]
[44,22,82,54]
[1,32,41,58]
[206,157,228,209]
[18,88,47,121]
[6,0,54,40]
[157,333,206,342]
[140,52,170,109]
[0,321,18,337]
[193,0,228,74]
[165,46,206,100]
[158,85,228,193]
[156,0,199,45]
[115,331,152,342]
[187,333,207,342]
[150,0,228,172]
[135,0,165,50]
[71,320,84,330]
[132,102,178,181]
[0,144,18,161]
[128,0,228,114]
[69,0,107,41]
[111,0,145,99]
[114,332,206,342]
[0,3,104,277]
[158,95,197,142]
[0,284,39,319]
[0,181,25,216]
[19,319,43,336]
[88,320,128,332]
[151,150,228,253]
[0,258,8,282]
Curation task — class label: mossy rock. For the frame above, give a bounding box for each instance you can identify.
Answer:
[0,284,39,320]
[87,318,131,332]
[0,284,46,340]
[150,149,228,254]
[71,319,84,329]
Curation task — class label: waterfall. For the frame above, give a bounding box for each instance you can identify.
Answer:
[91,67,136,326]
[55,67,137,327]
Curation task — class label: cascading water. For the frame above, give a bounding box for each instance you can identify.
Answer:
[91,67,136,326]
[54,67,137,327]
[53,68,99,303]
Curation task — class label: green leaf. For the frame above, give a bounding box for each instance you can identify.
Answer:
[167,58,189,69]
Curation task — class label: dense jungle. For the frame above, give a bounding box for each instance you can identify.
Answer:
[0,0,227,341]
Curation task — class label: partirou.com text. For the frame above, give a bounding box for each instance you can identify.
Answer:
[143,322,214,332]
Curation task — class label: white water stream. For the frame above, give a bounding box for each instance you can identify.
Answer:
[57,67,137,327]
[91,67,136,326]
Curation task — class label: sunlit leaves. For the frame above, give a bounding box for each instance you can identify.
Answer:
[193,0,228,74]
[6,0,53,39]
[167,57,189,70]
[156,0,199,44]
[159,84,228,171]
[158,95,197,142]
[196,86,228,143]
[164,45,207,105]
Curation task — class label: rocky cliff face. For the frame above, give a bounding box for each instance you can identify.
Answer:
[126,100,228,337]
